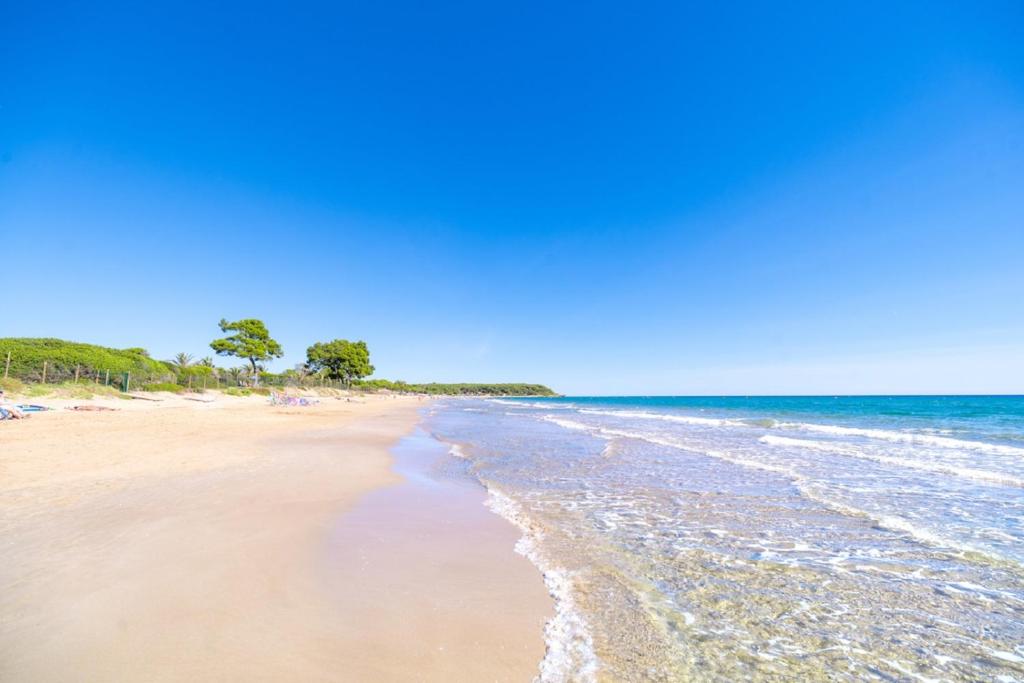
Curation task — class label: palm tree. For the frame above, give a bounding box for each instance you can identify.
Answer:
[227,366,246,386]
[199,356,214,368]
[171,352,194,370]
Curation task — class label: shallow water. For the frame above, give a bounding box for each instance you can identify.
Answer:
[426,396,1024,682]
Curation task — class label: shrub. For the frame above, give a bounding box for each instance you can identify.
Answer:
[6,381,125,399]
[0,377,27,394]
[0,338,171,386]
[139,382,184,393]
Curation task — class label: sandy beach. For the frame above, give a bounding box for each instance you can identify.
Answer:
[0,393,551,681]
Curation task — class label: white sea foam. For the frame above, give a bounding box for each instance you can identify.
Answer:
[578,408,738,427]
[776,422,1024,456]
[759,435,855,453]
[484,488,598,682]
[796,483,1013,565]
[540,414,1018,565]
[988,649,1024,664]
[702,447,799,477]
[447,443,467,458]
[542,416,797,475]
[759,435,1024,488]
[542,416,595,432]
[491,399,574,410]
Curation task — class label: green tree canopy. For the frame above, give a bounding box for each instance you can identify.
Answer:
[210,318,283,385]
[305,339,374,386]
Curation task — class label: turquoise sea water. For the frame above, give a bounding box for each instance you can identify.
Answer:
[426,395,1024,682]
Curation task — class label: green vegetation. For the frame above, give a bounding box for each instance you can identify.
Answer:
[305,339,374,386]
[0,377,27,393]
[138,382,185,393]
[0,377,126,399]
[352,380,557,396]
[210,318,283,386]
[223,386,271,397]
[0,338,172,385]
[1,328,558,397]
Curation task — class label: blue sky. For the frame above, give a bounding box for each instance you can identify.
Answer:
[2,1,1022,394]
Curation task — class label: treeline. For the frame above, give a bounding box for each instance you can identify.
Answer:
[0,337,558,396]
[353,380,557,396]
[0,338,170,382]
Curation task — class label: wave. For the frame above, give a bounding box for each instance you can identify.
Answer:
[776,422,1024,457]
[796,483,1014,568]
[484,487,598,682]
[542,416,596,432]
[577,408,739,427]
[542,416,799,477]
[759,435,1024,488]
[490,399,575,410]
[539,415,1017,565]
[547,404,1024,457]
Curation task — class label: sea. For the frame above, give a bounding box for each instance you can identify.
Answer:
[424,395,1024,682]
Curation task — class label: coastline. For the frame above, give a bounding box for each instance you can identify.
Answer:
[324,430,551,680]
[0,393,551,681]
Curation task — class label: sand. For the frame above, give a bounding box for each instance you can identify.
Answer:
[0,392,551,681]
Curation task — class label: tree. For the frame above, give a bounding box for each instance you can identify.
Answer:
[171,352,194,370]
[210,318,283,386]
[225,366,244,386]
[305,339,374,387]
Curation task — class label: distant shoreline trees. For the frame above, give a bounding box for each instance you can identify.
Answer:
[0,329,558,396]
[352,380,557,396]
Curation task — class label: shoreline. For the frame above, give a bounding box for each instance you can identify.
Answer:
[0,393,551,681]
[324,428,551,680]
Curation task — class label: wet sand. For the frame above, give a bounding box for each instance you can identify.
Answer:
[325,430,551,680]
[0,393,550,681]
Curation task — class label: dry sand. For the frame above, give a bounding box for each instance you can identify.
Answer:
[0,392,551,681]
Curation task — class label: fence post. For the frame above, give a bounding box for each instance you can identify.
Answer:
[105,369,110,386]
[74,365,80,383]
[3,351,9,378]
[188,375,193,390]
[42,361,47,384]
[124,371,131,393]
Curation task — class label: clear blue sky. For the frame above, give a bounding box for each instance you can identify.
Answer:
[2,1,1022,394]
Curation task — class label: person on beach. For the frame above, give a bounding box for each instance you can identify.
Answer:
[0,390,27,419]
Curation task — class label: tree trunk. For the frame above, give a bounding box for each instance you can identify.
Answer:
[250,358,259,387]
